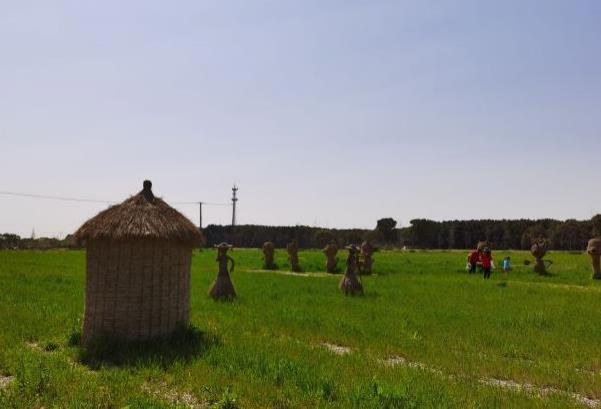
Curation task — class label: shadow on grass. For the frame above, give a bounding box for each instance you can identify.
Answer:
[358,290,380,299]
[69,324,218,370]
[534,271,556,278]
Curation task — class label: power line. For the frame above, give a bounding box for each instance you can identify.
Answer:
[1,189,233,232]
[0,191,112,204]
[172,201,231,206]
[0,190,231,206]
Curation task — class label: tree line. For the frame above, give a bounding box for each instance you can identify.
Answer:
[202,218,399,249]
[203,217,399,248]
[403,215,601,250]
[0,233,73,250]
[2,215,600,250]
[202,225,371,249]
[204,216,601,250]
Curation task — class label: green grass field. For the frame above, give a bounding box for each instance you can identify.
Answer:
[1,249,601,408]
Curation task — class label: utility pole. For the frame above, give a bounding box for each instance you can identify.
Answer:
[231,185,238,226]
[198,202,203,229]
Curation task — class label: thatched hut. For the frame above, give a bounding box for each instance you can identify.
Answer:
[74,180,204,344]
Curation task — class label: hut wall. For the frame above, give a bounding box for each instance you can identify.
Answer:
[82,239,192,343]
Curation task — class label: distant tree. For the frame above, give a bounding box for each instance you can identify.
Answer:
[376,218,398,243]
[520,224,548,250]
[501,223,513,249]
[592,214,601,237]
[398,227,412,247]
[409,219,440,248]
[447,224,456,249]
[314,229,336,247]
[344,231,364,245]
[0,233,21,249]
[550,219,584,251]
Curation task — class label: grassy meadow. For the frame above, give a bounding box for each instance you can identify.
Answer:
[1,248,601,408]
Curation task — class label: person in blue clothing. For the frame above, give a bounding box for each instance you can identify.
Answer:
[502,256,512,273]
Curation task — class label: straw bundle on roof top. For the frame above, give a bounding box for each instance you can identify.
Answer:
[74,181,203,246]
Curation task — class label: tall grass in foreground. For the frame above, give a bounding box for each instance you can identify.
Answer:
[0,249,599,408]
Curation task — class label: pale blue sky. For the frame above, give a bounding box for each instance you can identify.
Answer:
[1,1,600,237]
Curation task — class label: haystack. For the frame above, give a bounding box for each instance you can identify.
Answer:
[530,238,550,275]
[477,240,491,252]
[323,241,339,273]
[339,245,363,295]
[209,243,236,301]
[286,240,301,272]
[262,241,276,270]
[359,241,376,275]
[587,238,601,280]
[74,180,204,344]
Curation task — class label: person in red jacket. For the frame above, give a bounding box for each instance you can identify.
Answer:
[467,250,480,274]
[480,247,493,279]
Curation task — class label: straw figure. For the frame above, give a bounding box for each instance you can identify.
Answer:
[209,243,237,301]
[339,245,363,295]
[530,238,551,275]
[286,240,301,272]
[477,240,491,252]
[323,241,339,273]
[74,180,204,344]
[359,241,377,275]
[587,238,601,280]
[262,241,276,270]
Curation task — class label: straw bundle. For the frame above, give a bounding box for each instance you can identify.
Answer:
[477,240,491,252]
[587,238,601,280]
[262,241,276,270]
[323,241,339,273]
[360,241,376,275]
[75,181,202,245]
[530,239,549,275]
[209,243,237,301]
[286,240,301,272]
[339,245,363,295]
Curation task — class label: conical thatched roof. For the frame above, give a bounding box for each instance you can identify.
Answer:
[74,180,204,246]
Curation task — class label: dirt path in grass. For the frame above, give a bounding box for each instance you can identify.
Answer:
[142,382,208,409]
[245,269,599,295]
[479,377,599,408]
[319,343,600,408]
[507,280,601,293]
[246,269,332,277]
[22,341,206,406]
[246,269,379,278]
[321,342,352,355]
[0,375,15,390]
[384,355,598,407]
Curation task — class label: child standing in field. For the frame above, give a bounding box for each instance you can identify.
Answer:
[467,250,479,274]
[502,256,511,273]
[480,248,493,279]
